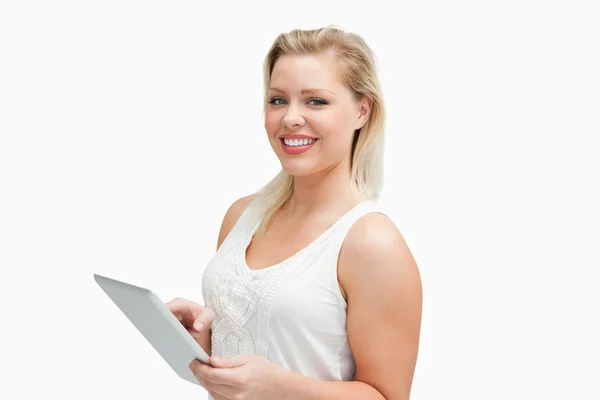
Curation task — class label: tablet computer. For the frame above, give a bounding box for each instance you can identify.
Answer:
[94,273,210,386]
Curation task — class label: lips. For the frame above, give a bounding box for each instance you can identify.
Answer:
[280,137,318,155]
[279,134,317,140]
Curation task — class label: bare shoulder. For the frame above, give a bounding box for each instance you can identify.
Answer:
[216,194,256,250]
[338,212,422,399]
[339,212,421,295]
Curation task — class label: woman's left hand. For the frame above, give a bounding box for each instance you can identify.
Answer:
[189,354,286,400]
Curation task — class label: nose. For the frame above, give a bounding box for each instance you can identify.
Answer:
[282,103,305,129]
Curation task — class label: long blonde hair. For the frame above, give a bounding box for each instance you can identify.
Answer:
[247,25,386,238]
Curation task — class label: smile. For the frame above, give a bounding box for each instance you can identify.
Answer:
[283,137,317,147]
[280,138,318,155]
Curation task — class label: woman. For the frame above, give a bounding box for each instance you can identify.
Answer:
[167,25,422,400]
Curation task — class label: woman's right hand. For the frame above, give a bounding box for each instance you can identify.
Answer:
[165,297,214,347]
[166,297,219,397]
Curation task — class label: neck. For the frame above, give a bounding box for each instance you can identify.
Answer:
[283,160,367,217]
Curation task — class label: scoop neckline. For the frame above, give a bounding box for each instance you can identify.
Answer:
[238,200,374,275]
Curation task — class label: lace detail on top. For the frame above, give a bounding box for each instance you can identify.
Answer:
[201,200,379,362]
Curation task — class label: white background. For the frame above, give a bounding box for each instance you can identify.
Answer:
[1,1,598,399]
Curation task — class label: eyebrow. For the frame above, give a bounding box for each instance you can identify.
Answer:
[269,87,336,96]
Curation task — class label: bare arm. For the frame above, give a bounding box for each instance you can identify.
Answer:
[216,194,255,251]
[188,210,421,400]
[276,213,423,399]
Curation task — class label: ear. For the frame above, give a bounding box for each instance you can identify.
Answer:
[355,97,373,130]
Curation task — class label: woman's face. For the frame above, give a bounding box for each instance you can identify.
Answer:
[264,52,371,177]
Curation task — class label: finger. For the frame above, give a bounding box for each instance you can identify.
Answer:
[165,298,186,321]
[166,298,215,333]
[165,297,203,329]
[188,328,205,343]
[195,377,232,400]
[210,354,254,368]
[196,377,232,400]
[193,307,215,332]
[189,360,235,387]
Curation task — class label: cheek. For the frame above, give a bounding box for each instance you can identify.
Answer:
[264,111,281,135]
[310,109,354,140]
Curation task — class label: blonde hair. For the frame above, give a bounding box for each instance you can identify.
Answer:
[247,25,386,238]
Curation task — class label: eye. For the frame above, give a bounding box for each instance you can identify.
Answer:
[308,98,328,106]
[268,97,286,106]
[267,97,329,107]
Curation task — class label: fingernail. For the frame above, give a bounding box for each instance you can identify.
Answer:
[194,321,204,331]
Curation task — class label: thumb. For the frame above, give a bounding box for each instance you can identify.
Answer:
[210,354,254,368]
[192,308,215,332]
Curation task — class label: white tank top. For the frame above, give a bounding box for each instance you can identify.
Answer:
[201,200,383,383]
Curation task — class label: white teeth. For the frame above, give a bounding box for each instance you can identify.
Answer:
[283,138,316,147]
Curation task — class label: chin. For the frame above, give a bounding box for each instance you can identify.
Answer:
[279,159,320,177]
